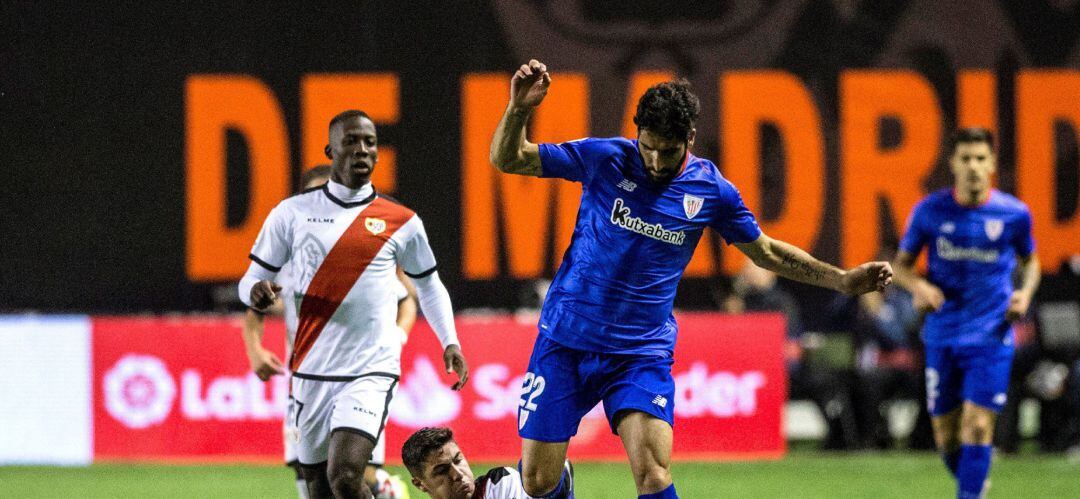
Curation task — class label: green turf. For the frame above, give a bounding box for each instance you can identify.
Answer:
[2,451,1077,498]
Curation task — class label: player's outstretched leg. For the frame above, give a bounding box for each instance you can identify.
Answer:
[617,411,676,499]
[521,439,571,498]
[328,429,376,499]
[956,402,996,499]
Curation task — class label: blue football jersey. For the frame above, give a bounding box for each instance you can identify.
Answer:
[537,137,762,356]
[899,188,1035,346]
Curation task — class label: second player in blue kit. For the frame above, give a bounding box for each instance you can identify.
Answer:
[895,128,1041,499]
[489,59,895,499]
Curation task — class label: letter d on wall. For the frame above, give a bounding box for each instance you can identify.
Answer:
[185,76,290,280]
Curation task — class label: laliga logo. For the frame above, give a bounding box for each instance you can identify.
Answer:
[104,354,177,429]
[104,354,288,429]
[389,356,462,428]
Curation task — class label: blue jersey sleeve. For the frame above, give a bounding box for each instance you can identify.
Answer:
[1013,208,1035,257]
[898,202,928,255]
[538,138,603,183]
[709,180,762,244]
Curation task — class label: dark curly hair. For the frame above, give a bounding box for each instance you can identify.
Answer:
[632,79,700,141]
[402,427,455,478]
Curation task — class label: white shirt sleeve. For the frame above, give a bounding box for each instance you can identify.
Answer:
[397,216,438,278]
[238,203,292,307]
[249,204,293,272]
[411,271,459,349]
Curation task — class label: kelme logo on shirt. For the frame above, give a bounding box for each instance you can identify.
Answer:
[610,198,686,245]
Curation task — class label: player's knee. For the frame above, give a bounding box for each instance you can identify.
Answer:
[960,419,993,444]
[521,466,562,497]
[327,461,365,494]
[634,464,672,492]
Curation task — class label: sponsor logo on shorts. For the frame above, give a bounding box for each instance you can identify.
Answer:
[652,395,668,408]
[993,393,1007,406]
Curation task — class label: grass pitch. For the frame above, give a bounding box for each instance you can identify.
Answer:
[2,450,1077,498]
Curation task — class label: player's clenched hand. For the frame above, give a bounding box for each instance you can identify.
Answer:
[246,346,285,381]
[1006,290,1031,321]
[509,59,551,110]
[250,280,282,311]
[443,344,469,391]
[912,280,945,313]
[841,261,894,295]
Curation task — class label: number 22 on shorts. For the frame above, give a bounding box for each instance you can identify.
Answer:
[518,372,546,429]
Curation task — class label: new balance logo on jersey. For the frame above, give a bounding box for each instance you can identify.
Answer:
[610,198,686,245]
[617,178,637,192]
[936,237,998,263]
[652,395,668,408]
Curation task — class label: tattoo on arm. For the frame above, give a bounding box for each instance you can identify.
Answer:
[780,253,826,282]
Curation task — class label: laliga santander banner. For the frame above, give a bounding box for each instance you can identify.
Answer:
[93,316,290,461]
[92,313,785,462]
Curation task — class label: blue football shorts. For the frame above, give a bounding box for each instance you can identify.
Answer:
[517,334,676,442]
[924,341,1014,416]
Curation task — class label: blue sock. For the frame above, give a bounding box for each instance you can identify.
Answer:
[638,483,678,499]
[943,449,960,477]
[956,444,991,499]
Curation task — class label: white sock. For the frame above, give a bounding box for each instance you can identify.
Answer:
[295,479,309,499]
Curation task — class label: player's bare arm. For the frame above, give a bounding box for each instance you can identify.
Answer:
[892,250,945,312]
[1007,253,1041,321]
[489,59,550,176]
[735,233,893,296]
[241,308,285,381]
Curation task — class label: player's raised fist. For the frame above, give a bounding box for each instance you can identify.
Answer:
[250,280,282,311]
[443,344,470,391]
[509,59,551,110]
[841,261,894,295]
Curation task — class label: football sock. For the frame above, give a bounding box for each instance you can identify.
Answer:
[295,479,309,499]
[638,483,677,499]
[956,444,991,499]
[943,449,960,477]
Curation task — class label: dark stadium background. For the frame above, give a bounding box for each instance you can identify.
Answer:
[1,0,1076,328]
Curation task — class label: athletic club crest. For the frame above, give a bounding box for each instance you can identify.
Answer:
[984,219,1004,241]
[365,217,386,235]
[683,194,704,219]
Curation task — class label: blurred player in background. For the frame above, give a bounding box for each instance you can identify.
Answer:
[893,128,1040,499]
[490,59,893,499]
[401,427,574,499]
[240,110,469,499]
[241,165,415,498]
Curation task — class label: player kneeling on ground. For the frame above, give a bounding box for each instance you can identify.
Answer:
[403,427,574,499]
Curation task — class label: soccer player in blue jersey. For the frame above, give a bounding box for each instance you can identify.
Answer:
[489,59,894,499]
[894,128,1040,499]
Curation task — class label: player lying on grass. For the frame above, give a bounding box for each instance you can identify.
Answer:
[402,427,573,499]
